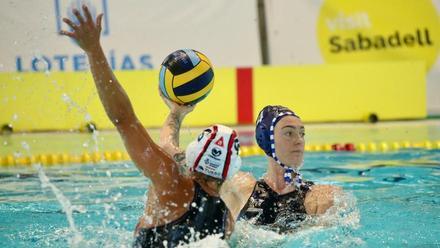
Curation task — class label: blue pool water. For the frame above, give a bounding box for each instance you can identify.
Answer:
[1,149,439,247]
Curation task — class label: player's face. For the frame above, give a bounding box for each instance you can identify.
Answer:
[274,116,305,168]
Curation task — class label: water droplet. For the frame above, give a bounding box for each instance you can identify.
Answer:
[21,141,30,151]
[62,93,70,102]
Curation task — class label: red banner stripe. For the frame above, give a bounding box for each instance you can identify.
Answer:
[236,67,254,124]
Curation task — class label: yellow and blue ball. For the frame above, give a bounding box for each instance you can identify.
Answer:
[159,49,214,105]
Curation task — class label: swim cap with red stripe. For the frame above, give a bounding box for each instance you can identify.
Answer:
[186,125,241,180]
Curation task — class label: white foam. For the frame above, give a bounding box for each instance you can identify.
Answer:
[35,164,84,246]
[231,190,363,247]
[177,234,229,248]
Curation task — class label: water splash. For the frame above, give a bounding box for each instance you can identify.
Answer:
[60,93,88,116]
[231,222,287,248]
[35,164,84,246]
[304,190,360,228]
[91,127,100,153]
[26,226,133,248]
[178,234,228,248]
[230,190,362,247]
[16,139,87,246]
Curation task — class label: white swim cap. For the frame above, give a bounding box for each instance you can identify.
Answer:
[186,125,241,180]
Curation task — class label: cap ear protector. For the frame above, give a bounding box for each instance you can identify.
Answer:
[186,125,241,180]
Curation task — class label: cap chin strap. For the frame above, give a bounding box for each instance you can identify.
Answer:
[282,164,304,187]
[269,111,304,187]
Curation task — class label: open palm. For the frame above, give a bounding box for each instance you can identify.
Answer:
[60,5,103,53]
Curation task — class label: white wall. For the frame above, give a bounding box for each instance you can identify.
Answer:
[0,0,261,73]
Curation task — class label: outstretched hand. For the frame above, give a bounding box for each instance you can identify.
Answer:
[160,90,196,119]
[60,5,104,53]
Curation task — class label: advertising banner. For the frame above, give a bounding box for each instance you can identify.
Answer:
[264,0,440,114]
[0,0,261,73]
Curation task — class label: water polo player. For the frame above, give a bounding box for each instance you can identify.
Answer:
[60,5,243,247]
[241,105,341,233]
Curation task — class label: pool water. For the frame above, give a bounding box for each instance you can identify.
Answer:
[1,149,439,247]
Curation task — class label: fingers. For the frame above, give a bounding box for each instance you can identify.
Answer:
[82,5,93,24]
[185,104,196,112]
[63,18,77,31]
[163,96,175,108]
[63,6,103,34]
[73,8,86,25]
[59,30,76,39]
[96,13,104,30]
[159,91,167,100]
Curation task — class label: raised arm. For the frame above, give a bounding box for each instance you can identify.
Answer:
[60,5,188,198]
[61,8,130,126]
[159,93,195,166]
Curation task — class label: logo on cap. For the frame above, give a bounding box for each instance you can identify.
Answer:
[215,137,224,147]
[211,147,222,157]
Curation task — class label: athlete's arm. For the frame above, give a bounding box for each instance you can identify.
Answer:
[60,5,187,198]
[60,7,129,128]
[225,211,235,239]
[220,171,257,220]
[304,184,342,215]
[159,93,195,166]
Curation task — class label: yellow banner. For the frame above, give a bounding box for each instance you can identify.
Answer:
[0,61,426,131]
[0,69,237,131]
[253,61,426,122]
